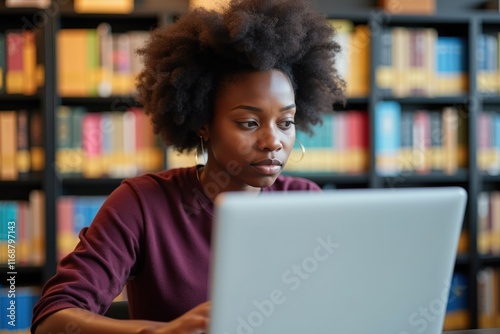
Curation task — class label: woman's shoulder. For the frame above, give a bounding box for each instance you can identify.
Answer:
[114,166,199,201]
[123,166,197,188]
[266,173,321,192]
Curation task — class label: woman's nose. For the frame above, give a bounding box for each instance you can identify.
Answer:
[256,127,283,151]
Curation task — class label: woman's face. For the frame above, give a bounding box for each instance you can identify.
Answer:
[203,69,296,190]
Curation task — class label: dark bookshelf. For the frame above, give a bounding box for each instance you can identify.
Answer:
[283,171,370,188]
[3,0,500,330]
[479,255,500,266]
[61,178,123,196]
[0,266,43,286]
[0,179,43,200]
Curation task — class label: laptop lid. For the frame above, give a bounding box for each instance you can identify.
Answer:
[208,187,467,334]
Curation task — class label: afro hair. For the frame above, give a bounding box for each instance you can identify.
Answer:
[136,0,345,153]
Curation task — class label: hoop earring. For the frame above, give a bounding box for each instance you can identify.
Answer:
[289,139,305,163]
[195,136,207,166]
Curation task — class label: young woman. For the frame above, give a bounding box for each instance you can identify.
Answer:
[31,0,344,333]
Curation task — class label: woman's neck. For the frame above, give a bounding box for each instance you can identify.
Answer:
[197,164,260,202]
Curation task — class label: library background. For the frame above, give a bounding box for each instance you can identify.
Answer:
[1,0,500,331]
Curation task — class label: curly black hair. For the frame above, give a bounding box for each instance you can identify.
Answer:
[136,0,345,153]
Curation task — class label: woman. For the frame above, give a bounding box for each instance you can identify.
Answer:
[31,0,344,333]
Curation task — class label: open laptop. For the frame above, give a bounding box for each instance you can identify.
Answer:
[208,187,467,334]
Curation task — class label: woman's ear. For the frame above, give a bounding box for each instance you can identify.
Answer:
[198,124,209,141]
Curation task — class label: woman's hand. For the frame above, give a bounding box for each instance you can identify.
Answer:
[153,301,211,334]
[35,302,211,334]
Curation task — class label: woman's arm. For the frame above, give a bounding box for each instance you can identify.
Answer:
[35,302,210,334]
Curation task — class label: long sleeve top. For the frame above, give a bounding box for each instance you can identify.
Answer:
[31,166,320,333]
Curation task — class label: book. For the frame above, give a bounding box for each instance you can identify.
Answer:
[443,272,469,330]
[96,23,113,98]
[29,189,45,265]
[82,113,103,178]
[477,192,491,255]
[375,101,401,175]
[0,111,18,180]
[29,111,44,175]
[348,25,370,97]
[392,27,410,97]
[5,31,24,95]
[345,111,368,173]
[74,0,134,13]
[436,37,468,96]
[327,20,353,95]
[16,110,31,179]
[412,110,431,174]
[429,111,444,171]
[5,0,50,8]
[0,33,5,94]
[478,112,493,172]
[399,111,413,171]
[377,27,393,96]
[477,34,499,95]
[442,107,459,175]
[378,0,435,15]
[57,29,91,97]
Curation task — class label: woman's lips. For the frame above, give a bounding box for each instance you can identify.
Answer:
[250,158,283,175]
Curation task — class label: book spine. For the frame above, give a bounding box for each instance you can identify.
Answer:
[16,110,30,179]
[375,101,401,175]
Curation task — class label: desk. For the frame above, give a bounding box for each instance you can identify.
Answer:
[445,329,500,334]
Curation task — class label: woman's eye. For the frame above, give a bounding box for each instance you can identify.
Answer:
[239,121,259,129]
[279,120,296,130]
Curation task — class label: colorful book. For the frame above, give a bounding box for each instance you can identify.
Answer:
[375,101,401,175]
[0,111,18,180]
[16,110,31,179]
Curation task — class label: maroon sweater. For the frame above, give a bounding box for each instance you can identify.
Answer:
[31,166,320,332]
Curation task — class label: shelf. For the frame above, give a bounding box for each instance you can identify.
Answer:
[482,95,500,104]
[56,1,186,18]
[380,170,469,187]
[482,174,500,183]
[378,96,469,105]
[62,177,124,196]
[0,4,41,16]
[0,177,43,200]
[0,266,43,286]
[383,14,471,24]
[0,94,41,109]
[455,254,469,266]
[61,96,141,111]
[479,255,500,266]
[283,172,369,186]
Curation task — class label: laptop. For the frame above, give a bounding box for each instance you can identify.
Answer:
[208,187,467,334]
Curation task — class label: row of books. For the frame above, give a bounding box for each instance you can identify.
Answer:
[0,110,44,181]
[57,196,106,260]
[0,190,45,266]
[376,27,468,97]
[478,111,500,174]
[56,106,163,178]
[328,21,370,98]
[0,30,42,96]
[375,101,467,176]
[443,272,469,330]
[5,0,134,13]
[477,267,500,328]
[57,25,148,97]
[477,33,500,95]
[285,111,369,173]
[0,286,40,334]
[477,191,500,256]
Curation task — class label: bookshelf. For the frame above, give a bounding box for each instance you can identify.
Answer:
[2,0,500,330]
